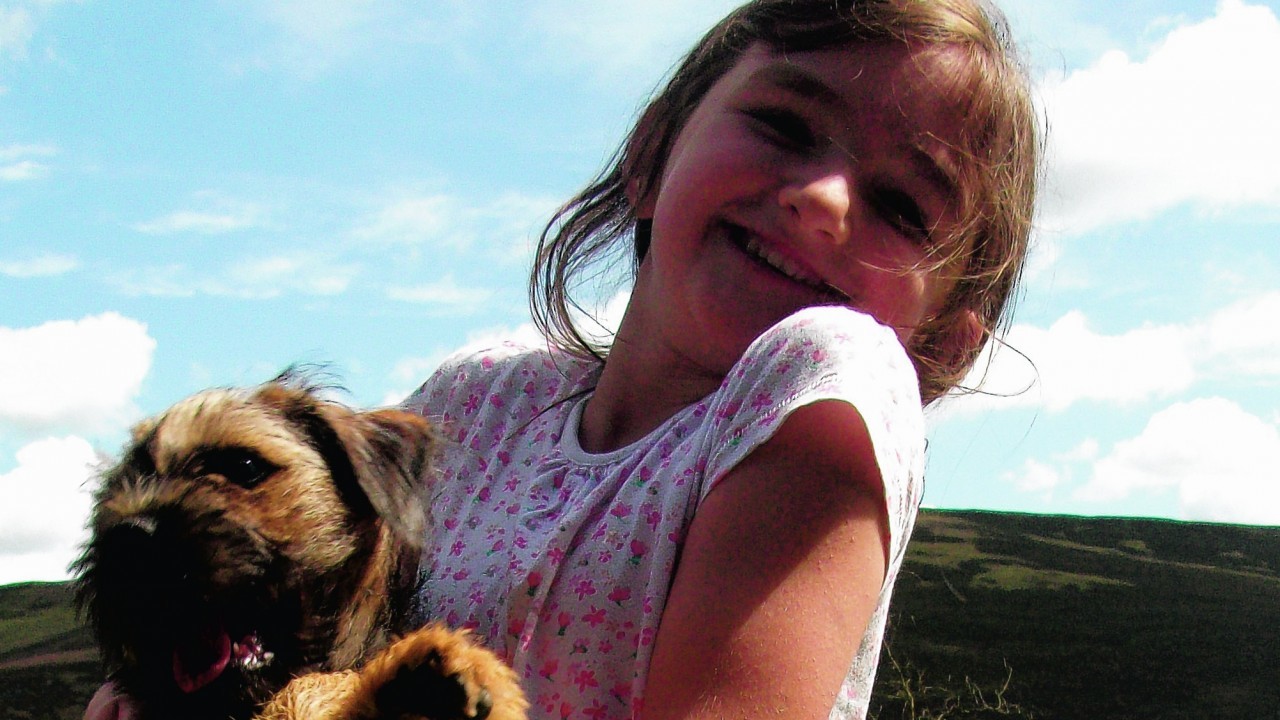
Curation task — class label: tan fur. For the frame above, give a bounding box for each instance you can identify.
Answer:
[259,626,527,720]
[76,378,527,720]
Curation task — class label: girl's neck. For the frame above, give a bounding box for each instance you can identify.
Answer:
[577,306,725,454]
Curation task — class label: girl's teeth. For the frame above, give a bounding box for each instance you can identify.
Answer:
[743,236,824,287]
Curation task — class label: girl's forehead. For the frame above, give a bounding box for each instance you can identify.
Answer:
[727,41,971,120]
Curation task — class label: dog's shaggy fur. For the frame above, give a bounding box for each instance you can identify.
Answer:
[73,375,526,720]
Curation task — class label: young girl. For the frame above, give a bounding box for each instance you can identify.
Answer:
[404,1,1037,719]
[85,0,1037,718]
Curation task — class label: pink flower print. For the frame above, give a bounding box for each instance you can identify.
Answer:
[481,356,495,369]
[598,638,613,654]
[489,539,504,555]
[450,540,465,557]
[629,539,647,565]
[539,659,558,680]
[477,486,492,503]
[573,669,599,693]
[523,380,537,397]
[444,517,459,531]
[598,550,613,564]
[638,465,653,484]
[751,391,773,412]
[584,701,608,720]
[610,681,632,703]
[463,393,481,414]
[547,547,565,565]
[573,578,597,601]
[571,639,589,655]
[583,606,606,628]
[488,393,506,409]
[643,504,661,531]
[640,626,657,647]
[608,586,632,606]
[452,568,469,581]
[559,702,573,720]
[716,399,741,421]
[810,347,827,364]
[497,450,512,466]
[610,503,632,520]
[557,611,572,636]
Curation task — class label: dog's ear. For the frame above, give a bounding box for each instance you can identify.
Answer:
[315,405,435,549]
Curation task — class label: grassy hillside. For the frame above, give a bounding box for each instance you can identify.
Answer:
[0,583,98,720]
[870,511,1280,719]
[1,510,1277,719]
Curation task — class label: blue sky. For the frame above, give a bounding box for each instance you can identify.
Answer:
[2,0,1278,585]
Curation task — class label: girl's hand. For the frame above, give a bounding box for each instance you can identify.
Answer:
[641,400,889,720]
[84,683,138,720]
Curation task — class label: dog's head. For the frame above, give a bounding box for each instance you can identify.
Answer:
[72,375,434,718]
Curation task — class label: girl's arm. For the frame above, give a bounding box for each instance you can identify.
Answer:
[640,399,890,720]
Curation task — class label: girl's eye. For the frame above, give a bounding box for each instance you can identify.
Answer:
[744,107,817,149]
[871,188,931,242]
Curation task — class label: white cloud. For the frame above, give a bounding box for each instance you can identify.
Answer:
[133,195,264,235]
[387,275,493,307]
[1003,439,1098,499]
[110,256,358,298]
[528,0,739,83]
[0,7,35,61]
[355,194,454,246]
[1076,397,1280,525]
[1038,0,1280,237]
[235,0,466,77]
[959,311,1196,413]
[354,190,557,258]
[0,158,48,181]
[0,436,98,584]
[226,255,355,297]
[0,252,77,277]
[949,290,1280,415]
[0,313,155,436]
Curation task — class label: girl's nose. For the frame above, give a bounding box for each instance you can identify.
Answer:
[778,171,852,245]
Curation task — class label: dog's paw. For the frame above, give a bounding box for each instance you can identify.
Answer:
[364,625,525,720]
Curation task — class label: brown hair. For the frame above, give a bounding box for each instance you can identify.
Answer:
[530,0,1040,405]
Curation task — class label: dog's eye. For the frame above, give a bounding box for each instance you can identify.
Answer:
[197,448,279,489]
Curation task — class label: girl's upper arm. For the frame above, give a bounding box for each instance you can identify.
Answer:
[639,399,890,720]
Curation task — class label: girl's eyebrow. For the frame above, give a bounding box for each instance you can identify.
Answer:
[747,63,850,111]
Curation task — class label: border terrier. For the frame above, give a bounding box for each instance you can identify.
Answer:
[72,373,526,720]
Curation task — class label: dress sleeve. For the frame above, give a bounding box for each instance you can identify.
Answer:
[699,305,926,569]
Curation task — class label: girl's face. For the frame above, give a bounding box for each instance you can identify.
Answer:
[630,40,972,376]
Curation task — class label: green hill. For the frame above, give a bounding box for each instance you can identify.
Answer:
[2,510,1277,719]
[870,511,1280,719]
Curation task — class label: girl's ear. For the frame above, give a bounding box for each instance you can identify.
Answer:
[627,176,657,219]
[938,310,987,373]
